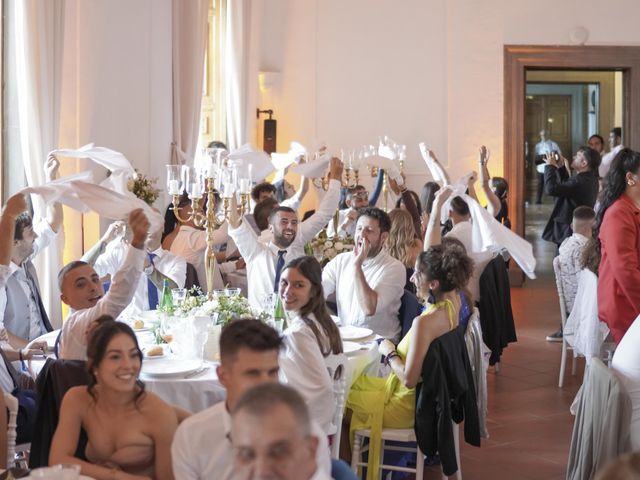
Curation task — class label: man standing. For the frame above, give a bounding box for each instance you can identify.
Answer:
[323,207,405,339]
[171,319,330,480]
[534,129,562,204]
[229,158,343,311]
[231,383,332,480]
[0,155,63,346]
[542,146,600,248]
[599,127,624,179]
[587,134,605,156]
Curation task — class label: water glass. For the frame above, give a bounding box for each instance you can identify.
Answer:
[225,287,241,296]
[61,464,81,480]
[172,288,187,305]
[30,465,63,479]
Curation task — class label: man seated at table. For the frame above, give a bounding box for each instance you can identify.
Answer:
[82,220,186,316]
[323,207,405,340]
[0,155,63,348]
[231,383,332,480]
[57,209,150,360]
[228,158,343,311]
[171,319,330,480]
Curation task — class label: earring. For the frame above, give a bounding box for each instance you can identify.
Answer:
[629,181,636,186]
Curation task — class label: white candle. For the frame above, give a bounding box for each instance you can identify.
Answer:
[248,163,253,184]
[168,179,180,195]
[239,178,251,194]
[223,182,234,198]
[191,181,203,197]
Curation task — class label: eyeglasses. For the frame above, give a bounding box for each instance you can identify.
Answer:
[352,191,369,199]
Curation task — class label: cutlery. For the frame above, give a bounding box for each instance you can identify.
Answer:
[184,366,209,378]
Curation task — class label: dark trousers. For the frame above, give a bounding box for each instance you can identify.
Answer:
[536,172,544,204]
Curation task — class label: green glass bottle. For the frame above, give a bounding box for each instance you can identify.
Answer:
[160,279,173,310]
[273,295,286,332]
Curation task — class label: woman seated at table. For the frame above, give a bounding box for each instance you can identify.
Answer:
[346,242,473,480]
[50,318,179,480]
[278,255,343,434]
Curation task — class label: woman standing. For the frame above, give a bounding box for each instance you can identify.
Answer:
[50,320,179,480]
[278,256,343,434]
[596,148,640,343]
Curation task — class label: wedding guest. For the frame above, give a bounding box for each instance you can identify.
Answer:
[588,134,605,156]
[596,148,640,344]
[419,181,440,237]
[50,320,179,480]
[0,155,63,347]
[248,197,279,236]
[83,222,186,315]
[323,207,405,339]
[546,206,596,342]
[599,127,624,179]
[231,383,332,480]
[478,146,511,228]
[387,209,422,293]
[534,129,562,204]
[228,158,343,311]
[278,256,343,433]
[389,177,422,239]
[345,243,473,479]
[171,319,330,480]
[57,209,149,360]
[542,146,600,247]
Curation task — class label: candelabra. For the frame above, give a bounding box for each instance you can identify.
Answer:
[167,150,251,299]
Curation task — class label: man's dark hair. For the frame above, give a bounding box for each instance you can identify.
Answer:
[58,260,90,289]
[207,140,228,150]
[450,196,470,218]
[573,205,596,221]
[577,146,601,171]
[611,127,622,138]
[220,319,283,364]
[14,213,33,241]
[232,383,311,436]
[251,182,276,202]
[268,206,296,224]
[357,207,391,233]
[254,197,280,231]
[346,185,366,199]
[588,134,604,145]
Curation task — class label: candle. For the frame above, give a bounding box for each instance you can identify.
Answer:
[248,163,253,184]
[239,178,251,194]
[191,181,203,198]
[168,179,180,195]
[223,182,234,198]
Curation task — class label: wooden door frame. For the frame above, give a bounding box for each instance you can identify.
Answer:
[504,45,640,239]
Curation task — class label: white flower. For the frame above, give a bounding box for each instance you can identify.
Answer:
[334,241,344,251]
[324,240,334,249]
[325,247,337,259]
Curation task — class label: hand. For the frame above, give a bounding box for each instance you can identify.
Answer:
[102,220,126,244]
[544,152,559,167]
[228,194,241,229]
[20,346,47,360]
[128,209,150,249]
[2,193,28,219]
[378,339,396,357]
[235,257,246,270]
[328,157,344,181]
[44,154,60,182]
[467,171,478,185]
[25,340,48,353]
[388,176,403,195]
[353,236,370,266]
[478,145,490,165]
[433,187,452,211]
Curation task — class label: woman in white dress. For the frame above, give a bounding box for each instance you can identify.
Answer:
[278,256,343,434]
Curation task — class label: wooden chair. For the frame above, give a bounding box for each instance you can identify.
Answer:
[553,256,578,387]
[325,353,348,459]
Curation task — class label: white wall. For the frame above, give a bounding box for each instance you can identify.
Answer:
[248,0,640,195]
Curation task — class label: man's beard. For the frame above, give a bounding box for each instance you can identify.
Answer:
[273,230,296,248]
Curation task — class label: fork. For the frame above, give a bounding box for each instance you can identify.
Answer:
[184,365,209,379]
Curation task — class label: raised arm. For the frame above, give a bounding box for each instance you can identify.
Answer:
[419,144,450,186]
[478,146,501,217]
[81,221,126,266]
[423,188,452,249]
[0,194,27,267]
[44,155,64,233]
[368,168,385,206]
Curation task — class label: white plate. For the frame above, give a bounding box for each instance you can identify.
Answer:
[141,358,202,377]
[339,325,373,341]
[133,325,151,332]
[342,341,361,355]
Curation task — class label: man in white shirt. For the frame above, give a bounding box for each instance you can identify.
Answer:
[599,127,624,178]
[57,209,150,360]
[0,155,63,347]
[171,319,331,480]
[323,207,405,339]
[83,222,186,316]
[326,185,369,238]
[534,129,562,204]
[229,158,343,311]
[231,383,332,480]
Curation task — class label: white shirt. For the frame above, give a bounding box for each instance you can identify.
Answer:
[280,313,335,433]
[534,139,561,156]
[0,220,56,336]
[558,233,589,313]
[171,401,332,480]
[323,249,405,339]
[94,241,186,316]
[230,179,341,310]
[326,208,355,239]
[445,221,494,302]
[169,224,228,291]
[58,246,145,360]
[599,144,624,178]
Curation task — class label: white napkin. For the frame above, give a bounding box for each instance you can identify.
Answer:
[21,171,95,212]
[291,153,331,178]
[227,143,274,182]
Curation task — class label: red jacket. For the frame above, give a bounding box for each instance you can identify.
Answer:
[598,194,640,343]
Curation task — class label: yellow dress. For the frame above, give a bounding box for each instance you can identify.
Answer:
[347,299,455,480]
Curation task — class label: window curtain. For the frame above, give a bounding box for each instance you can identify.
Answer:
[14,0,65,327]
[223,0,251,150]
[171,0,209,166]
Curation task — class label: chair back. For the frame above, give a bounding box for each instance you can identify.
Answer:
[4,392,18,468]
[325,353,348,459]
[399,289,422,339]
[185,262,200,289]
[552,256,569,328]
[464,307,489,439]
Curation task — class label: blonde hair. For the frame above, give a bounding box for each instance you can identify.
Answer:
[388,209,421,267]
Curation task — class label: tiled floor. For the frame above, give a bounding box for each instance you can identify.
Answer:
[423,202,583,479]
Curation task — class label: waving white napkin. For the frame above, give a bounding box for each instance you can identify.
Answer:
[291,153,331,178]
[21,171,95,212]
[227,144,274,182]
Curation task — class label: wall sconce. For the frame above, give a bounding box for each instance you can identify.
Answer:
[257,109,276,154]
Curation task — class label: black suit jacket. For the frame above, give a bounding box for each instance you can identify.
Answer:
[542,166,599,245]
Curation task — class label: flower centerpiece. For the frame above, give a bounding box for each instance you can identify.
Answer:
[305,229,355,266]
[127,169,161,206]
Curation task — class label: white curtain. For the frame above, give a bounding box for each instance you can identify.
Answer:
[15,0,65,327]
[171,0,209,166]
[224,0,251,150]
